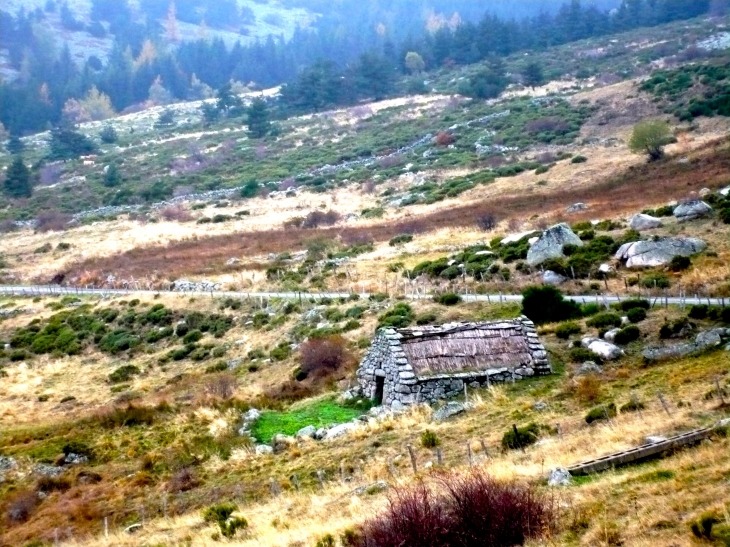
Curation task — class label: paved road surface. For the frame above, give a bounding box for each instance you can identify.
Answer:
[0,285,727,307]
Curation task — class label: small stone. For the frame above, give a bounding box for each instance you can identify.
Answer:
[566,202,588,213]
[533,401,548,411]
[125,523,142,535]
[325,422,359,440]
[581,337,624,361]
[255,444,274,455]
[643,435,668,445]
[543,270,568,286]
[243,408,261,423]
[604,328,621,342]
[629,213,662,231]
[296,425,317,439]
[547,467,572,486]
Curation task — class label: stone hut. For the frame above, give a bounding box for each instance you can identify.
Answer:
[357,318,549,407]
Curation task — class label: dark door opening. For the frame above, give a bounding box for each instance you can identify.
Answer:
[374,376,385,406]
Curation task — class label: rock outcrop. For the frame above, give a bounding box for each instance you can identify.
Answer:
[673,200,712,221]
[527,223,583,266]
[581,337,624,360]
[629,213,662,231]
[642,328,730,362]
[615,237,706,268]
[543,270,568,286]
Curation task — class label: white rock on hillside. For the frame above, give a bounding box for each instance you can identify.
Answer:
[673,200,713,221]
[629,213,662,231]
[614,238,707,268]
[581,337,624,361]
[543,270,568,286]
[526,223,583,266]
[501,230,539,245]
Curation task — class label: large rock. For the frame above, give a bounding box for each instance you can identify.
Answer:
[548,467,572,486]
[581,337,624,361]
[527,223,583,266]
[695,328,728,348]
[501,230,539,245]
[720,186,730,197]
[432,401,466,422]
[673,200,713,221]
[566,202,588,213]
[603,328,621,343]
[296,425,317,440]
[543,270,568,286]
[629,213,662,231]
[614,237,706,268]
[255,444,274,455]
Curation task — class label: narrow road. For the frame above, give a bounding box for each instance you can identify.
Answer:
[0,286,727,307]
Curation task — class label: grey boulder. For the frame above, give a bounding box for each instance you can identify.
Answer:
[325,422,359,440]
[296,425,317,440]
[566,202,588,213]
[543,270,568,286]
[643,435,668,445]
[629,213,662,231]
[254,444,274,455]
[581,337,624,361]
[527,223,583,266]
[673,200,712,221]
[576,361,602,375]
[547,467,572,486]
[615,237,706,268]
[603,328,621,343]
[432,401,466,422]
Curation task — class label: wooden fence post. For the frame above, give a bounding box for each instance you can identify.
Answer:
[407,445,418,474]
[657,392,671,416]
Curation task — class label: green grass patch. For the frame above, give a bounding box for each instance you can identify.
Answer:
[250,399,366,443]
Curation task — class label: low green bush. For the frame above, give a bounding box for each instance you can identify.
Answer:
[620,399,646,413]
[421,429,440,448]
[203,502,248,539]
[378,303,414,329]
[669,255,691,272]
[569,347,602,364]
[586,312,622,329]
[555,322,582,339]
[109,364,141,383]
[502,423,540,450]
[585,403,617,424]
[183,330,203,344]
[688,304,708,320]
[389,234,414,246]
[435,293,462,306]
[626,308,647,323]
[521,286,582,325]
[205,361,228,373]
[617,299,650,311]
[613,325,640,345]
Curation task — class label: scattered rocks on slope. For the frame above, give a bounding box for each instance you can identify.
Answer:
[527,223,583,266]
[566,202,589,213]
[629,213,662,231]
[643,435,668,445]
[171,279,222,292]
[642,328,730,362]
[296,425,317,440]
[324,422,359,440]
[581,337,624,361]
[432,401,466,422]
[673,200,713,221]
[614,237,707,268]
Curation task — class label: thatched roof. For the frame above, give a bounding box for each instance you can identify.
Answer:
[396,321,538,377]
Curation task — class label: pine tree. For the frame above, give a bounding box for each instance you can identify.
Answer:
[522,61,544,88]
[4,156,33,198]
[103,163,121,187]
[246,97,271,138]
[6,135,25,155]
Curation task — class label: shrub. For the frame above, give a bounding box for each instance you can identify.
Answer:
[620,399,646,413]
[302,210,341,229]
[640,272,670,289]
[99,125,118,143]
[574,376,602,403]
[389,233,414,246]
[613,325,640,345]
[203,502,248,539]
[378,303,414,329]
[416,312,438,326]
[475,212,497,231]
[618,299,650,311]
[688,304,708,320]
[205,361,228,374]
[669,255,691,272]
[109,364,141,383]
[270,342,292,361]
[585,403,617,424]
[299,335,352,379]
[6,490,38,523]
[580,303,601,316]
[501,423,540,450]
[98,404,156,428]
[183,330,203,344]
[521,286,582,325]
[571,155,588,163]
[627,308,647,323]
[434,293,462,306]
[36,211,72,232]
[355,469,552,547]
[569,347,601,364]
[421,430,440,448]
[586,312,622,329]
[555,322,582,339]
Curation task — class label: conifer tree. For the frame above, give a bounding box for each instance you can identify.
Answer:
[246,97,271,138]
[4,156,33,198]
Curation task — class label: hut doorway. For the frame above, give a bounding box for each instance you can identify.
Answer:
[374,376,385,405]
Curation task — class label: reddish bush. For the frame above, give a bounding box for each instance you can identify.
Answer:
[36,211,71,233]
[167,467,200,493]
[301,210,341,229]
[0,219,16,233]
[299,335,352,379]
[475,212,497,231]
[435,132,456,146]
[159,205,193,222]
[203,373,237,401]
[355,470,553,547]
[525,117,570,134]
[6,490,38,523]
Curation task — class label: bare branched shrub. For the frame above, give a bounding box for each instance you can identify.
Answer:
[168,467,200,493]
[525,117,570,134]
[302,210,341,229]
[38,163,63,186]
[279,177,297,191]
[355,470,553,547]
[0,219,17,233]
[378,155,405,169]
[507,218,522,232]
[340,231,373,247]
[160,205,193,222]
[362,180,377,193]
[535,152,558,164]
[6,490,38,523]
[255,144,268,159]
[351,105,374,119]
[475,212,497,231]
[435,132,456,146]
[204,373,237,401]
[36,211,71,233]
[299,335,352,379]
